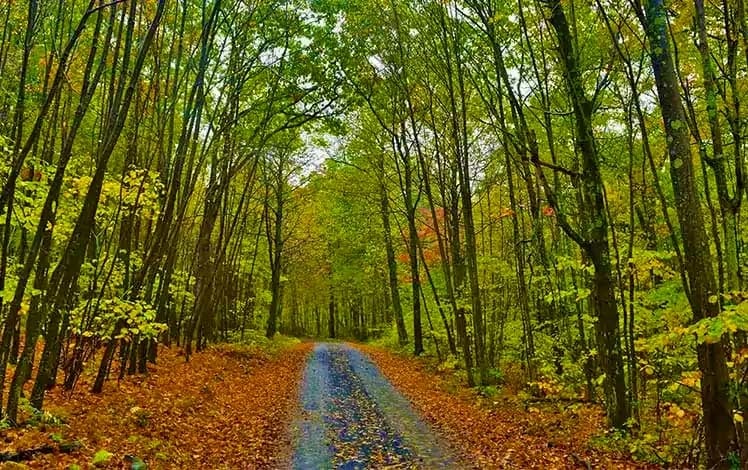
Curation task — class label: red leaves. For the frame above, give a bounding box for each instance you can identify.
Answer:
[397,207,446,270]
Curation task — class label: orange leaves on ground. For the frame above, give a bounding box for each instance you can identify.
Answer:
[357,345,657,470]
[3,342,312,469]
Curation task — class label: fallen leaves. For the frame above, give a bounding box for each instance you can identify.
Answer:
[357,344,659,469]
[1,342,313,469]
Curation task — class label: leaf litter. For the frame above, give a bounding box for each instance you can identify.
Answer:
[1,342,312,469]
[357,344,659,469]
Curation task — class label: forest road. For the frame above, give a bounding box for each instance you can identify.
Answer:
[291,343,459,469]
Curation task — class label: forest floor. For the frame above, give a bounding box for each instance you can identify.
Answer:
[1,341,312,469]
[358,344,658,469]
[0,340,655,469]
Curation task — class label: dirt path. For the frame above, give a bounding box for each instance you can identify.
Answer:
[3,342,655,469]
[359,344,657,469]
[292,343,457,469]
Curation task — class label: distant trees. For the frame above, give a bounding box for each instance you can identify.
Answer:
[0,0,338,422]
[316,0,748,467]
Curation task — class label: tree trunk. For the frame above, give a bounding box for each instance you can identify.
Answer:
[639,0,739,465]
[541,0,629,427]
[379,161,408,345]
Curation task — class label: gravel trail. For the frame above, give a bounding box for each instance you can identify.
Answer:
[292,343,456,469]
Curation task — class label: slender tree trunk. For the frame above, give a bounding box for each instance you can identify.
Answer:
[379,165,409,345]
[638,0,739,465]
[538,0,629,427]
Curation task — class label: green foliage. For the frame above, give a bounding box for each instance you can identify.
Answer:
[690,302,748,344]
[0,416,11,431]
[477,385,500,398]
[0,0,744,466]
[436,355,460,373]
[638,299,748,350]
[129,407,151,428]
[487,368,504,385]
[92,450,113,467]
[18,397,66,427]
[71,298,166,342]
[225,329,301,355]
[127,455,147,470]
[591,430,668,465]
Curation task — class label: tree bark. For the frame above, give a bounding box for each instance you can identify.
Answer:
[638,0,739,465]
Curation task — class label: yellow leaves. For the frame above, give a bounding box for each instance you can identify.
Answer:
[679,371,701,389]
[529,379,562,397]
[664,402,691,426]
[669,404,685,418]
[63,167,163,224]
[68,175,92,199]
[630,249,677,284]
[101,180,121,202]
[488,13,502,25]
[120,167,164,221]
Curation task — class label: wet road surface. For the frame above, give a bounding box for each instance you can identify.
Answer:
[292,343,457,469]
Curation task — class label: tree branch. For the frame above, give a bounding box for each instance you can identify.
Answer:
[86,0,126,16]
[524,156,580,179]
[528,132,589,249]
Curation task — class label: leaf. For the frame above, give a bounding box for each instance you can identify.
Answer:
[126,455,147,470]
[92,449,113,466]
[576,288,591,301]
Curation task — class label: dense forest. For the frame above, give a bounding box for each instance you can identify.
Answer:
[0,0,747,467]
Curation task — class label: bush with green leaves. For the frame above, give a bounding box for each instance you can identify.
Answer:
[72,297,167,342]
